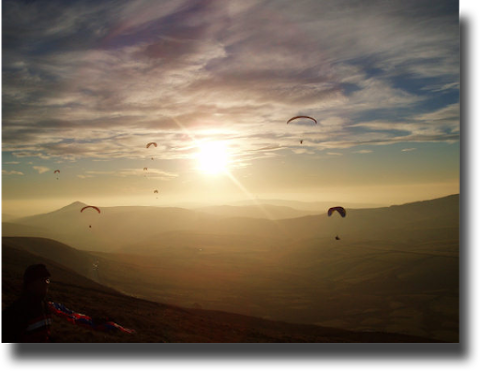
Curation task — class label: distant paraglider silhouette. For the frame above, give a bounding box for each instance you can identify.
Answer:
[328,206,346,240]
[327,206,346,218]
[287,116,317,144]
[80,206,101,229]
[54,169,60,180]
[146,142,157,160]
[81,206,101,214]
[287,116,317,125]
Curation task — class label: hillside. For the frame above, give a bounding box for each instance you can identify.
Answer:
[2,239,439,343]
[2,195,459,342]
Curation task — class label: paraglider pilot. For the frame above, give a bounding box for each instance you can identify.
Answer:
[2,264,135,342]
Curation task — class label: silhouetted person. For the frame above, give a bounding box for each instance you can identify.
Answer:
[335,235,340,240]
[2,264,52,342]
[2,264,136,343]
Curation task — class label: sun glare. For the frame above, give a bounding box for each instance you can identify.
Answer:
[197,141,229,175]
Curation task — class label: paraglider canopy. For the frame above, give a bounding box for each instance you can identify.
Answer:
[54,170,60,174]
[287,116,317,125]
[146,142,157,160]
[81,206,101,214]
[154,190,159,193]
[328,206,346,218]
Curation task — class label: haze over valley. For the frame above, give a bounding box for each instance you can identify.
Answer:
[2,195,459,342]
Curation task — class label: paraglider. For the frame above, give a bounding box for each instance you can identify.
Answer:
[154,190,159,193]
[54,169,60,180]
[328,206,346,240]
[80,206,101,229]
[146,142,157,160]
[48,301,136,335]
[80,206,101,214]
[288,116,317,144]
[327,206,346,218]
[287,116,317,125]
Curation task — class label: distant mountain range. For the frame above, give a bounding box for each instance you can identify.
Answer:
[231,198,387,210]
[3,194,459,254]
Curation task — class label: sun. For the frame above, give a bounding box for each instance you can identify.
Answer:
[197,141,229,175]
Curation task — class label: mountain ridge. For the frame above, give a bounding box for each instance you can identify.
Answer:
[2,194,459,253]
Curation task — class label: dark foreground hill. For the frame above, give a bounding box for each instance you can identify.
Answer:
[2,238,440,343]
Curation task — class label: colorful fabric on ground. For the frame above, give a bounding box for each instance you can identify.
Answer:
[47,301,136,334]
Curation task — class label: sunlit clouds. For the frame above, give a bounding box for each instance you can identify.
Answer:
[2,0,459,213]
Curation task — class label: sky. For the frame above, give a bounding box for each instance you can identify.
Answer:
[1,0,460,217]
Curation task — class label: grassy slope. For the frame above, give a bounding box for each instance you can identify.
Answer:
[2,241,440,343]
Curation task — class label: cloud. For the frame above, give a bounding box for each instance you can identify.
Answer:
[401,148,417,152]
[415,103,460,128]
[82,168,178,180]
[353,149,373,154]
[346,102,459,147]
[33,166,50,174]
[2,170,24,176]
[1,0,459,166]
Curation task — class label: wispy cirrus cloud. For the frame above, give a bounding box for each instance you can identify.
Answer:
[2,0,458,167]
[80,168,178,180]
[347,102,460,147]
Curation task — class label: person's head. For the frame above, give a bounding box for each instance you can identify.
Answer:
[23,264,51,298]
